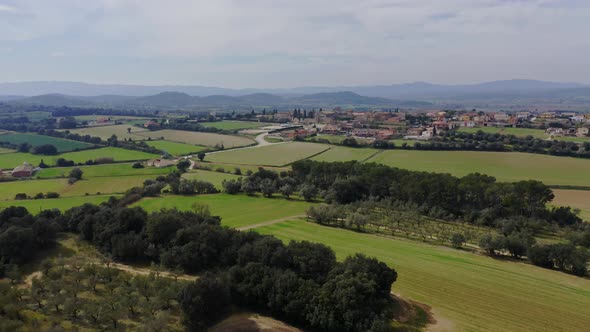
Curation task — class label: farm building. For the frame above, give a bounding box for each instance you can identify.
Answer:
[147,159,176,168]
[12,162,34,177]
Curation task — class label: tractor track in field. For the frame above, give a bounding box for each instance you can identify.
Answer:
[237,215,307,231]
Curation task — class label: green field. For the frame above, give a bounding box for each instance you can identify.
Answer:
[0,195,117,213]
[61,124,149,140]
[200,121,272,131]
[145,140,207,156]
[257,220,590,332]
[0,147,158,169]
[0,178,69,200]
[208,142,330,166]
[134,129,255,148]
[389,139,417,147]
[0,147,14,154]
[458,126,547,139]
[61,175,155,197]
[0,133,93,152]
[366,150,590,187]
[552,189,590,221]
[458,126,590,143]
[35,163,175,179]
[310,146,379,162]
[133,194,313,228]
[74,115,150,121]
[182,169,243,189]
[193,161,289,175]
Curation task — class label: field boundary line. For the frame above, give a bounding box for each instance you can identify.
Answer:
[237,215,307,231]
[362,149,383,163]
[292,147,333,165]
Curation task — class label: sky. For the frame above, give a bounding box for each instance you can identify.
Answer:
[0,0,589,88]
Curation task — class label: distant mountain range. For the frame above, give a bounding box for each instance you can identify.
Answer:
[1,79,590,109]
[1,91,432,109]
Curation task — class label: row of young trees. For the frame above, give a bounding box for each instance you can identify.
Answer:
[2,261,185,331]
[291,160,589,276]
[291,160,579,226]
[308,129,590,159]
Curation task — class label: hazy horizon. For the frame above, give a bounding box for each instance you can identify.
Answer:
[1,1,590,88]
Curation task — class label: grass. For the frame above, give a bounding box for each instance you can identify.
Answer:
[182,169,243,189]
[0,195,117,213]
[199,121,272,131]
[0,147,158,171]
[193,161,290,174]
[257,220,590,332]
[366,150,590,187]
[458,126,590,143]
[61,175,157,197]
[552,189,590,221]
[35,163,175,179]
[133,194,314,228]
[0,147,15,154]
[310,146,379,162]
[458,126,547,139]
[389,139,417,147]
[61,124,149,140]
[0,178,69,200]
[74,115,150,121]
[0,133,93,152]
[208,142,330,166]
[134,129,255,148]
[145,140,207,156]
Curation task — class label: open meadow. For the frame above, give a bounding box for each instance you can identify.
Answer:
[145,140,207,156]
[310,145,379,162]
[35,162,174,179]
[458,126,590,143]
[193,161,290,174]
[61,175,156,197]
[257,220,590,332]
[134,129,255,148]
[182,169,243,189]
[207,142,330,166]
[0,178,69,200]
[200,120,272,130]
[0,147,14,154]
[0,195,116,212]
[133,194,314,229]
[0,147,158,170]
[60,124,149,140]
[366,150,590,187]
[0,133,93,152]
[552,189,590,221]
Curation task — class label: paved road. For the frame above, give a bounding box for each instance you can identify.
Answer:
[206,132,286,155]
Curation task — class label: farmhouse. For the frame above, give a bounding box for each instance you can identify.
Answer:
[147,159,176,168]
[577,127,590,137]
[12,162,34,177]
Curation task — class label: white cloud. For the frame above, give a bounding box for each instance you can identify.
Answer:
[0,0,589,86]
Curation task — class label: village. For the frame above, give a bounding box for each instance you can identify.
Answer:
[256,108,590,143]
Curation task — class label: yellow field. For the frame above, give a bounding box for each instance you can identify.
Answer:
[60,124,149,140]
[134,129,255,148]
[552,189,590,221]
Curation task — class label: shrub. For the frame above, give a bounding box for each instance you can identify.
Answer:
[45,192,60,198]
[132,162,144,169]
[14,193,28,200]
[450,233,465,248]
[33,192,45,200]
[222,179,242,194]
